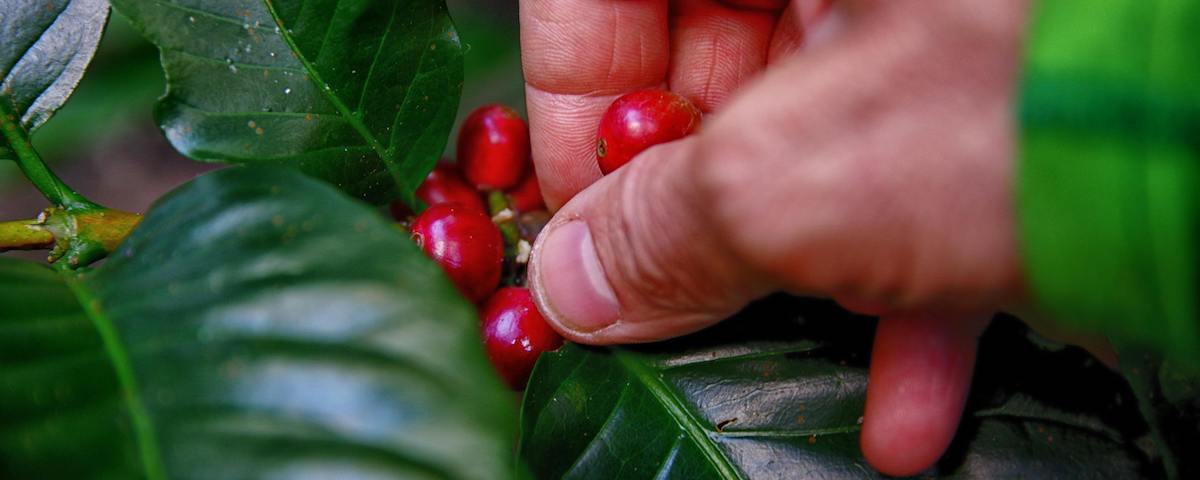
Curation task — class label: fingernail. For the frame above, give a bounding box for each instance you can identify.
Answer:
[532,220,620,333]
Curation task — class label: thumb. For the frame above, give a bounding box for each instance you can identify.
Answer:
[527,137,773,344]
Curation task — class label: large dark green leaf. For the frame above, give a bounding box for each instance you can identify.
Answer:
[108,0,463,205]
[0,0,110,159]
[1,167,516,479]
[521,297,1155,478]
[1114,344,1200,479]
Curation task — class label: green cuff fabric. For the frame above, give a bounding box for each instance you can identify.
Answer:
[1018,0,1200,358]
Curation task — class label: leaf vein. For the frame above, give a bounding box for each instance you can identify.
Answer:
[354,0,401,114]
[158,99,346,121]
[659,344,825,371]
[179,424,457,480]
[561,387,632,478]
[310,0,348,74]
[528,355,590,442]
[383,17,440,160]
[615,351,744,480]
[650,435,684,480]
[147,0,273,33]
[711,425,861,438]
[160,46,307,74]
[263,0,390,173]
[61,273,167,480]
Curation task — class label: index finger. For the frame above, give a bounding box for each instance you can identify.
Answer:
[520,0,670,210]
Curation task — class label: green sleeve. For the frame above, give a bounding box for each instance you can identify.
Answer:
[1018,0,1200,358]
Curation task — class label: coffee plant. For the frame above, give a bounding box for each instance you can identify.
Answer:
[1,1,1195,478]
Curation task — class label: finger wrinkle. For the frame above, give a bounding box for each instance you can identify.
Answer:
[523,86,613,206]
[602,3,620,86]
[521,1,668,94]
[525,90,609,166]
[702,33,726,109]
[767,3,804,62]
[669,1,773,111]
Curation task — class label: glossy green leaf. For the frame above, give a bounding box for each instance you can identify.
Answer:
[1114,344,1200,479]
[108,0,464,205]
[0,0,110,159]
[522,297,1155,479]
[1,166,516,479]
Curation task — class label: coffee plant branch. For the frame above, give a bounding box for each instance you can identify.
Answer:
[1,102,140,266]
[0,100,99,212]
[0,219,54,251]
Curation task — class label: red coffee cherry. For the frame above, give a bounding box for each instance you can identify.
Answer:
[390,163,486,220]
[596,89,701,175]
[410,204,503,303]
[458,104,531,190]
[480,287,564,389]
[505,169,545,213]
[418,163,486,214]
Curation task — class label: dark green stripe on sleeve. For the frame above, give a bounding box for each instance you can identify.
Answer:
[1018,0,1200,358]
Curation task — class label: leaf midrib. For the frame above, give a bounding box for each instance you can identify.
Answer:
[615,350,744,480]
[261,0,388,165]
[62,271,166,480]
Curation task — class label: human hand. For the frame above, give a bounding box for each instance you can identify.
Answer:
[520,0,1028,475]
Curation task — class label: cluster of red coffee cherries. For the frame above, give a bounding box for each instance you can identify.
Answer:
[399,91,700,389]
[394,104,559,390]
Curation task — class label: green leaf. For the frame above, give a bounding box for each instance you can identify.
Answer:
[521,297,1155,478]
[1,167,516,479]
[0,0,110,146]
[30,13,166,162]
[108,0,464,205]
[1113,344,1200,479]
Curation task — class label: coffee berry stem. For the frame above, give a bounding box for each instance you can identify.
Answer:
[487,190,525,262]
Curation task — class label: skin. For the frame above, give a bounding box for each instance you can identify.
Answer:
[520,0,1056,475]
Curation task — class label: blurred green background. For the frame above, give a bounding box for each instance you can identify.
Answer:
[0,0,524,218]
